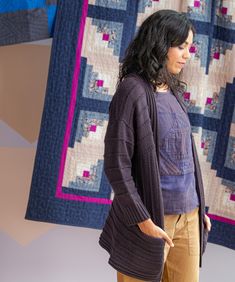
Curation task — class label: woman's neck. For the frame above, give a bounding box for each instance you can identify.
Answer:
[156,84,169,92]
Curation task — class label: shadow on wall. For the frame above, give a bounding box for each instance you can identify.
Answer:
[0,40,55,246]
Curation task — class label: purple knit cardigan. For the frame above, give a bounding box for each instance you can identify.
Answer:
[99,73,208,281]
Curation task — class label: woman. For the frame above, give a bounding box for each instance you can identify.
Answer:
[99,9,211,282]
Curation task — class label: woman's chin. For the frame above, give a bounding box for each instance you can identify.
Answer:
[169,69,181,75]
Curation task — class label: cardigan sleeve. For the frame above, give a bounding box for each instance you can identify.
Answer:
[103,79,151,226]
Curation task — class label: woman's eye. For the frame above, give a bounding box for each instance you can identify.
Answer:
[178,46,184,50]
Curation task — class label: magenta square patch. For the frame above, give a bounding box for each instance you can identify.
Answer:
[194,1,200,7]
[221,7,227,15]
[102,33,109,41]
[96,79,104,87]
[89,125,97,132]
[206,97,213,104]
[213,52,220,59]
[230,194,235,201]
[201,142,205,148]
[83,170,90,177]
[184,92,191,100]
[189,45,196,53]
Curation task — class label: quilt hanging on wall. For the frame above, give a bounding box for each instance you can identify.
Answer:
[25,0,235,250]
[0,0,57,46]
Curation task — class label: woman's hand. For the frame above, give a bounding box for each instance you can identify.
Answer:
[137,218,174,247]
[204,214,212,232]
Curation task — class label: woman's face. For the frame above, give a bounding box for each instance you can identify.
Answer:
[166,29,193,74]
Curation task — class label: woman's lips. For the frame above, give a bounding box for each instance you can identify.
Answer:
[178,62,185,67]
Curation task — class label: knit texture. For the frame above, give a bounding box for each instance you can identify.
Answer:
[99,74,207,281]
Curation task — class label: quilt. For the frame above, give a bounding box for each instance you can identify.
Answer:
[25,0,235,250]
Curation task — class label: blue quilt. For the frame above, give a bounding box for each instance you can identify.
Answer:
[25,0,235,250]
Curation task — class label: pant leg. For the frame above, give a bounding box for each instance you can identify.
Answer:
[117,271,147,282]
[162,213,181,265]
[161,207,200,282]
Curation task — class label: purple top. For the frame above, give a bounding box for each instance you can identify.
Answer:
[155,90,199,214]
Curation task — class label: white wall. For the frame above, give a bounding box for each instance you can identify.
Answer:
[0,226,234,282]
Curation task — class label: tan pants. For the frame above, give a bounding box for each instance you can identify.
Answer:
[117,206,200,282]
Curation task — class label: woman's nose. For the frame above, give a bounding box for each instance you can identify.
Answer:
[183,48,191,60]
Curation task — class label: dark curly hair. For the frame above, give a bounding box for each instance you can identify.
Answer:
[117,9,196,95]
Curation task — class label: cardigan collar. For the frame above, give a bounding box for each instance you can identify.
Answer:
[127,73,188,115]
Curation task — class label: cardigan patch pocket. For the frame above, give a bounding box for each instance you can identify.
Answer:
[131,224,166,248]
[122,224,165,280]
[137,226,165,244]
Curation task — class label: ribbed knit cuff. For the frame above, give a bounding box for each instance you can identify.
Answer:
[116,195,151,226]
